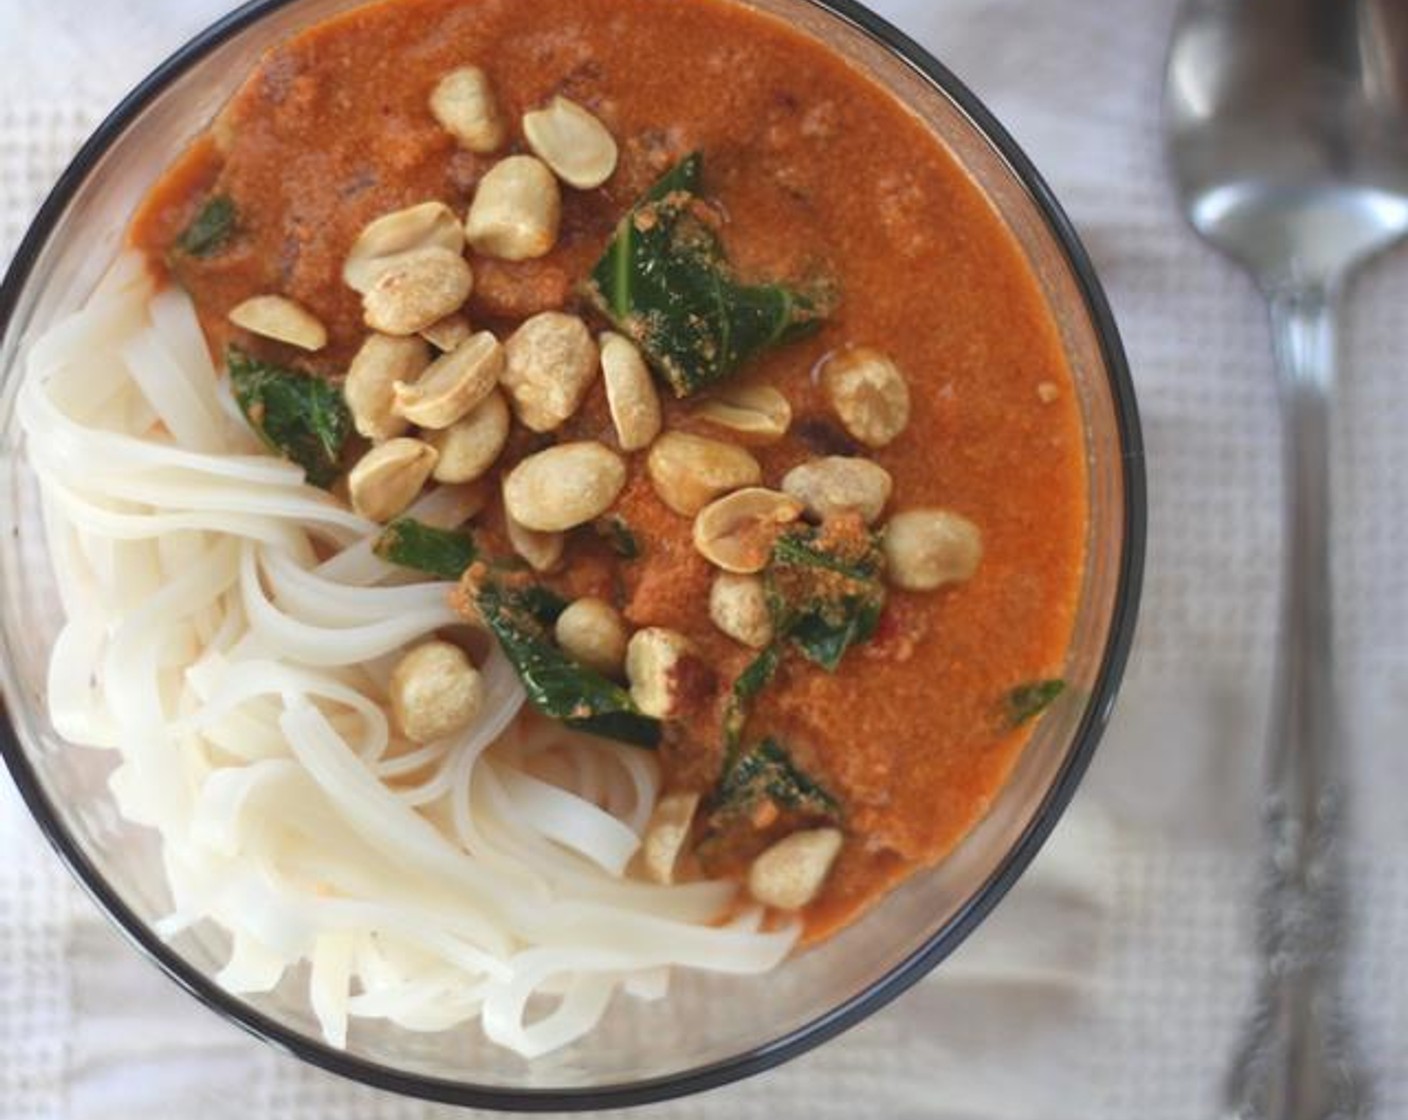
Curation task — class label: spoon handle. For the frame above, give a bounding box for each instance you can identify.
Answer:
[1226,284,1365,1120]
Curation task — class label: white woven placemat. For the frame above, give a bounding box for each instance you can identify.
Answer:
[2,0,1406,1116]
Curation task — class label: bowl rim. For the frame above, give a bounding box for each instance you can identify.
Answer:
[0,0,1146,1110]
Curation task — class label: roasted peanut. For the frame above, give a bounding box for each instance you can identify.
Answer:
[646,432,762,517]
[554,597,629,678]
[694,383,792,442]
[641,791,701,885]
[709,573,774,649]
[390,640,484,743]
[821,348,911,448]
[347,438,438,523]
[505,509,564,573]
[465,155,561,261]
[600,331,661,451]
[503,441,627,532]
[625,627,698,719]
[228,294,327,352]
[343,201,465,294]
[500,312,599,431]
[362,247,473,336]
[748,828,844,910]
[522,96,619,190]
[782,456,893,525]
[882,508,983,590]
[344,334,430,443]
[391,330,502,430]
[429,66,506,153]
[426,388,510,483]
[421,312,473,352]
[693,488,802,573]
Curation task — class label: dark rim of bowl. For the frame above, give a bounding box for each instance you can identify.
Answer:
[0,0,1146,1111]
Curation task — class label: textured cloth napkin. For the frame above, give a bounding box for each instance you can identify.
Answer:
[3,0,1407,1117]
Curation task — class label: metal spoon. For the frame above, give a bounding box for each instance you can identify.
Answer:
[1165,1,1408,1117]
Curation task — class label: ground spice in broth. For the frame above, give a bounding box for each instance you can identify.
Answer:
[130,0,1087,942]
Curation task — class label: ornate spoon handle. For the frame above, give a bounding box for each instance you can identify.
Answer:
[1225,284,1365,1120]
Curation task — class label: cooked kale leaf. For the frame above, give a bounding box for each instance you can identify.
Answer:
[723,645,781,755]
[374,519,477,581]
[713,737,838,820]
[766,525,886,671]
[586,153,832,398]
[227,348,351,489]
[1005,679,1067,728]
[177,196,237,258]
[471,574,661,749]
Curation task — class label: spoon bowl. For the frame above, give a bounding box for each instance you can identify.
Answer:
[1167,0,1408,284]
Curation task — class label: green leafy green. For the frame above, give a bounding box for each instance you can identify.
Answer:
[227,349,351,489]
[765,526,886,671]
[471,575,661,749]
[374,519,476,581]
[177,196,237,258]
[586,152,833,398]
[593,515,641,560]
[723,645,781,755]
[713,737,838,820]
[1005,679,1067,728]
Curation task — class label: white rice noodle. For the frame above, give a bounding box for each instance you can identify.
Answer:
[314,482,485,588]
[240,544,460,667]
[47,618,117,749]
[217,927,290,994]
[260,546,455,626]
[482,952,623,1059]
[492,764,642,877]
[310,930,356,1048]
[18,260,800,1058]
[120,323,225,453]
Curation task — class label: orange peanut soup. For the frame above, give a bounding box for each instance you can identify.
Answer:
[131,0,1086,941]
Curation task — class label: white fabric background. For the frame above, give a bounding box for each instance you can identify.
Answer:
[2,0,1406,1116]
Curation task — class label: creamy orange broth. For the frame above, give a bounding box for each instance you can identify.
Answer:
[131,0,1086,940]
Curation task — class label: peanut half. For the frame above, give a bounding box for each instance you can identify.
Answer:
[228,295,327,352]
[502,441,627,532]
[820,347,911,448]
[429,66,506,154]
[748,828,844,910]
[465,155,561,261]
[600,331,662,451]
[781,456,893,525]
[882,508,983,591]
[344,201,465,294]
[709,572,774,649]
[694,382,792,442]
[426,388,510,483]
[693,487,803,573]
[625,628,698,719]
[555,597,629,679]
[646,431,761,517]
[391,330,503,430]
[640,792,701,885]
[390,640,484,743]
[348,438,439,523]
[344,333,431,443]
[362,247,473,336]
[501,312,599,431]
[522,96,619,190]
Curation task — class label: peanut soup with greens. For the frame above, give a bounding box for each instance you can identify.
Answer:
[131,0,1085,942]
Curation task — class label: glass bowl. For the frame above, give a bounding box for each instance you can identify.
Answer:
[0,0,1145,1109]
